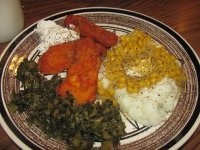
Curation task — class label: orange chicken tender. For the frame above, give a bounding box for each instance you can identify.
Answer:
[38,42,75,74]
[38,35,106,105]
[64,15,118,48]
[38,38,105,75]
[57,57,101,105]
[74,38,106,62]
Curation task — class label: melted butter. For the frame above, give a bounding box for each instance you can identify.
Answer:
[124,58,152,78]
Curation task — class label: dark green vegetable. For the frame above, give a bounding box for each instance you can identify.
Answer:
[16,59,46,89]
[9,59,126,150]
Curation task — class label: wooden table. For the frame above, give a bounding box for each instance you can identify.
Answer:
[0,0,199,149]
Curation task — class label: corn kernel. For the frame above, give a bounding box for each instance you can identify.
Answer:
[101,28,185,98]
[108,88,115,95]
[117,82,125,89]
[127,86,135,93]
[98,88,104,95]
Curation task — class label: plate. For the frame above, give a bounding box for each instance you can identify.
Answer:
[0,7,200,150]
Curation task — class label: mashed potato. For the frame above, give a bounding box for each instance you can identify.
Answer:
[114,77,180,127]
[98,68,180,127]
[35,20,79,53]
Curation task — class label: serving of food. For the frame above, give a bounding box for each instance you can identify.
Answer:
[0,8,199,150]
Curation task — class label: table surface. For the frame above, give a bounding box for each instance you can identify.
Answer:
[0,0,199,149]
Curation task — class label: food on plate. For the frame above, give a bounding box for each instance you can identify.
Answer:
[9,59,125,150]
[35,20,80,53]
[57,56,101,105]
[38,37,105,104]
[38,42,75,74]
[9,17,125,149]
[73,37,105,62]
[114,77,180,126]
[98,29,186,126]
[65,15,118,48]
[56,38,104,105]
[8,15,187,150]
[38,38,105,75]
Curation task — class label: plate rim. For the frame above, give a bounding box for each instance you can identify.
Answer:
[0,7,200,150]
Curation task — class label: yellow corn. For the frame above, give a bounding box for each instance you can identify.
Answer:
[98,29,186,99]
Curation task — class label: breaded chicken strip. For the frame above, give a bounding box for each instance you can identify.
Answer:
[74,38,106,62]
[38,42,75,74]
[57,56,101,105]
[64,15,118,48]
[38,38,105,105]
[38,38,105,75]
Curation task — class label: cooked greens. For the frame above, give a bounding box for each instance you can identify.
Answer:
[9,59,126,150]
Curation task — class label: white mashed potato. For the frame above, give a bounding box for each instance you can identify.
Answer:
[35,20,79,53]
[114,77,180,127]
[99,66,180,127]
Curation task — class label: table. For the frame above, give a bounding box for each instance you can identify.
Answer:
[0,0,199,149]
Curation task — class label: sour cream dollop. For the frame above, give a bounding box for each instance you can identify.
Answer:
[35,20,80,53]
